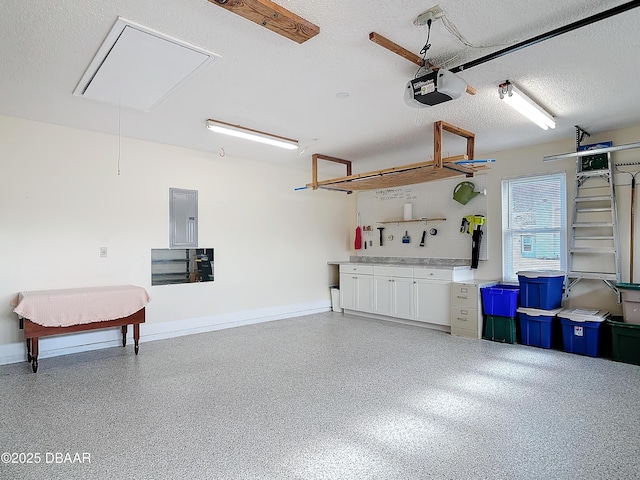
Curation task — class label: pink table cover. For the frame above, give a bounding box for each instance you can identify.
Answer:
[11,285,151,327]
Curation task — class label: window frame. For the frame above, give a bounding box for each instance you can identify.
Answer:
[501,172,567,283]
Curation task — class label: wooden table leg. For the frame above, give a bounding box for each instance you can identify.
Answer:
[31,337,39,373]
[121,325,127,347]
[133,323,140,355]
[26,338,32,362]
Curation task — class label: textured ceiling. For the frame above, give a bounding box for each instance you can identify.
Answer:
[1,0,639,174]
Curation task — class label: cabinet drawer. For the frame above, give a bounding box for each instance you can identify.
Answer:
[451,326,480,339]
[339,264,374,275]
[451,284,478,308]
[373,266,413,277]
[413,268,452,281]
[451,306,478,330]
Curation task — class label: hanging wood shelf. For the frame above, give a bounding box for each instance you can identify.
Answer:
[306,121,489,192]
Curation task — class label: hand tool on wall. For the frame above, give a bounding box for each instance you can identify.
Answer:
[460,217,470,233]
[420,230,426,247]
[471,226,483,269]
[402,230,411,244]
[377,227,385,246]
[462,215,485,235]
[464,215,486,269]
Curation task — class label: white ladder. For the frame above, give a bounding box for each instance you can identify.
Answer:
[567,132,621,293]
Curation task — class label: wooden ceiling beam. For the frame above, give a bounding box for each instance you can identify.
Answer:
[369,32,426,67]
[369,32,475,95]
[207,0,319,44]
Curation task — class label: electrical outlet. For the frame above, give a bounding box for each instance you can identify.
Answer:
[414,5,445,26]
[100,247,108,258]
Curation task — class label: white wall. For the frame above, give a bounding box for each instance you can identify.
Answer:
[2,115,638,362]
[0,115,355,363]
[354,175,488,259]
[342,123,640,315]
[476,123,640,314]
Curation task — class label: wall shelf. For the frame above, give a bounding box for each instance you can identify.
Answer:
[378,217,446,225]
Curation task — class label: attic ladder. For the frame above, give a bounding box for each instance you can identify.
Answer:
[567,127,621,293]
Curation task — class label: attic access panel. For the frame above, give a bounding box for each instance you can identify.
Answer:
[73,18,220,111]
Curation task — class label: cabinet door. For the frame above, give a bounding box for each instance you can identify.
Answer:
[374,276,413,319]
[393,277,414,320]
[340,274,357,310]
[414,279,451,326]
[374,276,393,316]
[340,273,374,312]
[356,274,374,312]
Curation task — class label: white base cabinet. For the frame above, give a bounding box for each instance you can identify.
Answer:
[414,279,451,326]
[339,265,374,313]
[339,263,473,328]
[373,267,414,320]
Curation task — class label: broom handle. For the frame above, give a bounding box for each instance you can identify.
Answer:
[631,176,636,283]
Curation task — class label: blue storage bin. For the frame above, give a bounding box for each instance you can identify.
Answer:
[518,271,565,309]
[558,308,609,357]
[517,307,562,349]
[481,285,520,317]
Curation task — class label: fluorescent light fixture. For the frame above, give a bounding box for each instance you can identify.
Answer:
[205,119,298,150]
[498,81,556,130]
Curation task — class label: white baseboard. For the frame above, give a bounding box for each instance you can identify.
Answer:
[0,300,330,366]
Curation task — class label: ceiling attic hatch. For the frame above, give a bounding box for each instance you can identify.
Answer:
[73,18,220,111]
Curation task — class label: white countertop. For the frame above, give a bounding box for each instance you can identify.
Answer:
[328,256,472,270]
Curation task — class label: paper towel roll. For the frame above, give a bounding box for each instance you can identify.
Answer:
[403,203,412,221]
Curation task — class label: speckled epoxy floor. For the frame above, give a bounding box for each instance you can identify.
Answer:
[1,312,639,480]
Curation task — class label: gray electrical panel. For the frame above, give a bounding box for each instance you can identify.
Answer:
[169,188,198,248]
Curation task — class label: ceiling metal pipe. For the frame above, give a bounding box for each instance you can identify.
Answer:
[450,1,640,73]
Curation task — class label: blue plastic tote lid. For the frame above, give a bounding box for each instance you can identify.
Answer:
[558,308,609,323]
[517,270,566,278]
[517,307,563,316]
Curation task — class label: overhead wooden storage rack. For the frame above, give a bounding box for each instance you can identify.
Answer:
[307,121,489,192]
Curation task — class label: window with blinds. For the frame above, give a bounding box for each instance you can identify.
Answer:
[501,172,567,283]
